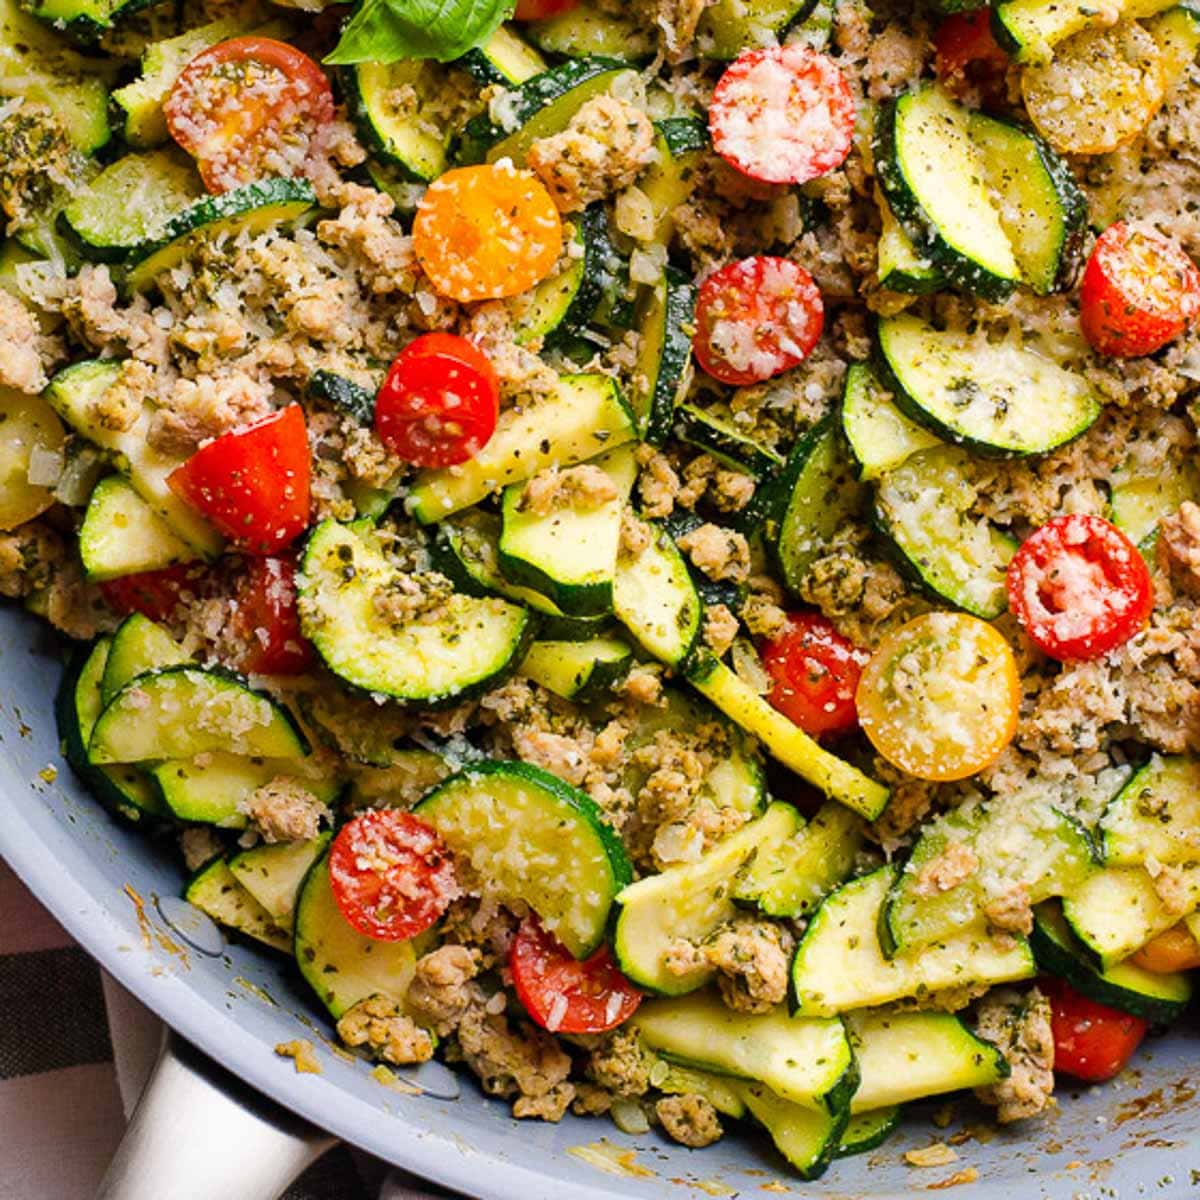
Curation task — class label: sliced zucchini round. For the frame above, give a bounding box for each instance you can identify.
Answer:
[229,832,332,931]
[185,857,292,954]
[100,613,190,705]
[300,519,534,706]
[631,265,696,446]
[80,475,197,582]
[457,24,547,85]
[415,759,631,958]
[837,1108,902,1160]
[737,1083,847,1181]
[697,0,820,59]
[876,314,1101,458]
[840,362,940,482]
[343,60,450,182]
[519,637,633,700]
[526,5,655,60]
[674,404,784,479]
[306,370,377,426]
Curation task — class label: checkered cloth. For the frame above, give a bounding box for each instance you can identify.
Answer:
[0,858,453,1200]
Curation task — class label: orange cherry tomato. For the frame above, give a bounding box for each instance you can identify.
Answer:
[1130,923,1200,974]
[165,36,334,194]
[412,163,563,302]
[856,612,1020,782]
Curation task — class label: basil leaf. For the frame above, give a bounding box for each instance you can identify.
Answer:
[325,0,514,65]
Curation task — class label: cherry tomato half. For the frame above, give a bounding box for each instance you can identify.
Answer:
[856,612,1020,782]
[709,45,855,186]
[168,405,311,556]
[229,554,313,676]
[1044,977,1148,1083]
[514,0,578,18]
[1080,222,1200,358]
[510,916,642,1034]
[1006,514,1152,662]
[693,256,824,386]
[934,10,1010,104]
[375,332,500,468]
[761,611,868,737]
[328,810,459,943]
[1130,923,1200,974]
[99,563,211,624]
[165,36,334,194]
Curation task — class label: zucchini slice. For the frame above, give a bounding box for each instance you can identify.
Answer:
[735,1082,847,1181]
[294,846,417,1018]
[612,802,800,995]
[874,445,1015,620]
[344,60,451,182]
[882,798,1096,957]
[44,360,222,558]
[1062,864,1200,971]
[430,509,564,616]
[152,751,340,828]
[100,613,189,705]
[306,370,377,426]
[79,475,197,582]
[630,266,697,445]
[59,148,203,264]
[124,177,316,292]
[733,800,864,919]
[408,373,636,522]
[1108,458,1200,548]
[658,1063,748,1118]
[877,313,1101,456]
[346,751,451,811]
[841,362,940,482]
[837,1108,902,1159]
[874,84,1020,301]
[1101,754,1200,868]
[55,639,165,822]
[229,832,332,932]
[527,4,655,59]
[687,656,891,821]
[632,991,858,1115]
[697,0,820,59]
[1032,901,1192,1026]
[612,514,703,667]
[790,867,1035,1017]
[498,444,636,615]
[458,24,547,85]
[519,637,633,700]
[875,188,944,295]
[456,57,630,166]
[848,1009,1009,1112]
[300,520,533,706]
[89,666,309,764]
[415,760,631,958]
[27,0,153,45]
[761,419,864,594]
[967,112,1086,296]
[639,117,709,248]
[185,857,291,954]
[991,0,1175,64]
[675,405,784,479]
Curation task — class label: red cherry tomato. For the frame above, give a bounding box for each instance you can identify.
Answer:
[514,0,578,18]
[709,45,855,185]
[99,563,210,624]
[168,405,311,556]
[693,256,824,386]
[165,36,334,194]
[934,10,1010,103]
[509,916,642,1034]
[1044,977,1148,1083]
[328,810,459,943]
[229,554,313,676]
[1006,514,1153,662]
[1080,222,1200,358]
[375,333,500,468]
[761,611,868,737]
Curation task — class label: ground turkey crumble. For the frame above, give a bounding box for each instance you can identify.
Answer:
[973,989,1056,1124]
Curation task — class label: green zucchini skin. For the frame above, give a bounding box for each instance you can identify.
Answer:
[342,61,449,183]
[306,370,377,426]
[630,265,697,446]
[674,404,784,479]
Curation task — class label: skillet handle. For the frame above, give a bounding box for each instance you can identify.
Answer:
[97,1029,337,1200]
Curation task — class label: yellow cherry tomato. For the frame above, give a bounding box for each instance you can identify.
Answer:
[1131,923,1200,974]
[856,612,1019,782]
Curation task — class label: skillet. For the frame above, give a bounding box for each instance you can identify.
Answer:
[1,609,1198,1200]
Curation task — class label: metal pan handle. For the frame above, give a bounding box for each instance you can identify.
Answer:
[96,1029,337,1200]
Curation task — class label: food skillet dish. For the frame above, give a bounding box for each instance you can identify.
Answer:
[4,0,1200,1182]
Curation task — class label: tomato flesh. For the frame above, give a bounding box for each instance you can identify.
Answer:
[168,404,311,556]
[934,10,1010,103]
[693,256,824,386]
[99,563,210,624]
[328,810,459,943]
[709,45,855,185]
[1080,222,1200,358]
[514,0,578,18]
[375,332,500,468]
[1006,514,1152,662]
[230,554,313,676]
[1044,977,1148,1083]
[761,611,867,737]
[510,916,641,1034]
[1130,923,1200,974]
[165,36,334,194]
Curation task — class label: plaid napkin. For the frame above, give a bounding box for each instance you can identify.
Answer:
[0,859,454,1200]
